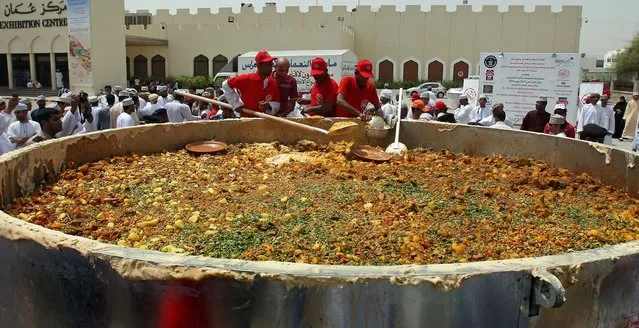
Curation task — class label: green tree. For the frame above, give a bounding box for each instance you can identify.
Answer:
[613,33,639,74]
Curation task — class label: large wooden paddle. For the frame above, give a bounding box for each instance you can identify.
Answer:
[174,91,358,136]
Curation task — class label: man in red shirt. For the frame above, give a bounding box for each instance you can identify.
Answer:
[222,51,280,118]
[297,57,339,116]
[336,59,381,119]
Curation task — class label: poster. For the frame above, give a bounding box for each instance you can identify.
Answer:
[67,0,92,88]
[479,53,581,125]
[461,78,479,107]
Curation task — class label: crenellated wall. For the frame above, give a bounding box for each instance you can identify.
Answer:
[0,4,582,85]
[122,4,581,80]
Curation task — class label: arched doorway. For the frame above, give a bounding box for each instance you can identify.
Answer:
[427,61,444,82]
[212,55,228,76]
[378,60,394,81]
[151,55,166,79]
[403,60,418,82]
[194,55,209,76]
[133,55,148,78]
[453,61,469,81]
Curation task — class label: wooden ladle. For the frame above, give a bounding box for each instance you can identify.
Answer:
[174,91,358,136]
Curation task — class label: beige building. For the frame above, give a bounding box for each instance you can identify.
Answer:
[0,1,582,92]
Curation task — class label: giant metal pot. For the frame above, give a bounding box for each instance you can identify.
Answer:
[1,118,639,328]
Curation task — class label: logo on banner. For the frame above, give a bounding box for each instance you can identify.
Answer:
[557,97,569,105]
[485,70,494,81]
[558,69,570,79]
[484,55,498,68]
[465,89,477,102]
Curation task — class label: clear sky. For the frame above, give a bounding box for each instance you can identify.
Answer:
[125,0,639,57]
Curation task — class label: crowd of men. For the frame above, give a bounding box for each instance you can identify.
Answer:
[0,50,636,155]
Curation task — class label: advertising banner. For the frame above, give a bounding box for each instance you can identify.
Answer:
[461,78,480,107]
[479,53,581,125]
[67,0,93,87]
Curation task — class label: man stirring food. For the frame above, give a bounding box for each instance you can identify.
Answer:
[297,57,339,117]
[222,51,281,118]
[335,59,381,120]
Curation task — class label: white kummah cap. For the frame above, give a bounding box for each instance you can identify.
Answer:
[36,95,46,101]
[121,98,134,107]
[554,103,567,110]
[419,92,431,99]
[14,103,28,112]
[57,96,71,103]
[157,85,167,92]
[149,94,159,102]
[88,96,99,103]
[19,98,31,104]
[380,89,392,99]
[601,94,610,100]
[118,91,130,97]
[126,88,138,95]
[478,94,488,100]
[537,96,548,102]
[114,86,123,91]
[549,114,565,125]
[46,103,61,111]
[141,86,149,92]
[633,92,639,96]
[459,95,468,100]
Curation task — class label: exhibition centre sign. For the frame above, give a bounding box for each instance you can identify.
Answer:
[1,1,68,29]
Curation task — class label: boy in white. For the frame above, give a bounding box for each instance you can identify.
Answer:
[116,99,137,128]
[7,103,40,148]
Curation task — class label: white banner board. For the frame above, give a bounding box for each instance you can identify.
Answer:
[479,53,581,125]
[462,79,479,107]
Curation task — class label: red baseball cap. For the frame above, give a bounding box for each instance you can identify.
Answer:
[435,101,447,112]
[355,59,374,79]
[310,57,328,75]
[255,51,276,64]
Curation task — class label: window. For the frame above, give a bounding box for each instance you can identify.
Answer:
[427,61,444,81]
[452,61,469,81]
[194,55,209,76]
[126,57,130,78]
[133,55,148,78]
[212,55,228,76]
[151,55,166,79]
[378,60,394,81]
[403,60,418,82]
[125,14,152,29]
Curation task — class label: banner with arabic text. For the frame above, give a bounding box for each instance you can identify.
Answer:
[67,0,93,88]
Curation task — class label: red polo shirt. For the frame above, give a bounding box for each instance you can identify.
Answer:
[336,76,379,118]
[227,72,280,118]
[310,77,339,116]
